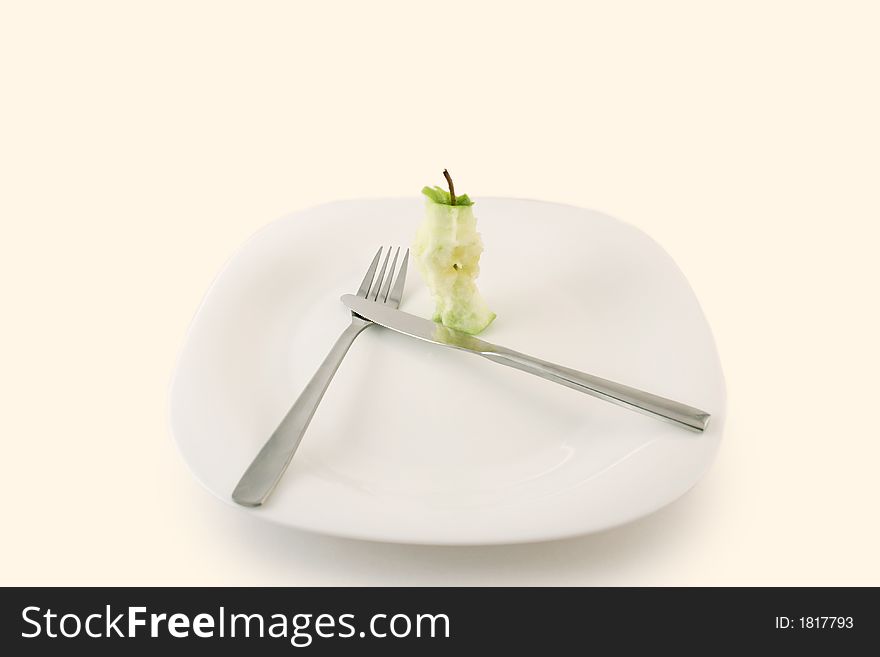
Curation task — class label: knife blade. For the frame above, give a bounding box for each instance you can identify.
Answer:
[340,294,711,432]
[342,294,496,353]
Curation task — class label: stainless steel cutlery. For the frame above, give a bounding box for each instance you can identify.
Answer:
[233,246,709,507]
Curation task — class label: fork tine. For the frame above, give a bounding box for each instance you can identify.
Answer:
[357,247,382,298]
[388,248,409,308]
[369,247,392,300]
[378,247,400,303]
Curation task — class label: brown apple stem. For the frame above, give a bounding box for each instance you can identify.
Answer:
[443,169,456,206]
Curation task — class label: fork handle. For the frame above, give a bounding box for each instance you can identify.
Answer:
[480,347,711,432]
[232,321,368,506]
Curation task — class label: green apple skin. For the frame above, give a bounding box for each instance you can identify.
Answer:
[413,190,495,334]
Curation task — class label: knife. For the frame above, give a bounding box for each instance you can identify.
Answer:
[341,294,710,432]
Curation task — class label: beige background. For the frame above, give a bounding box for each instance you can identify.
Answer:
[2,1,878,585]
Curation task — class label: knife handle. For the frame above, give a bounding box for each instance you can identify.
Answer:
[480,347,710,432]
[232,320,369,506]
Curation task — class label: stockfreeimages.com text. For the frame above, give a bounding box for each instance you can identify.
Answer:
[21,605,450,647]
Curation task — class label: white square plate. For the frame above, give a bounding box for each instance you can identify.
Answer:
[170,198,725,544]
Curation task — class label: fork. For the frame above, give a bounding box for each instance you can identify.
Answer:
[232,246,409,507]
